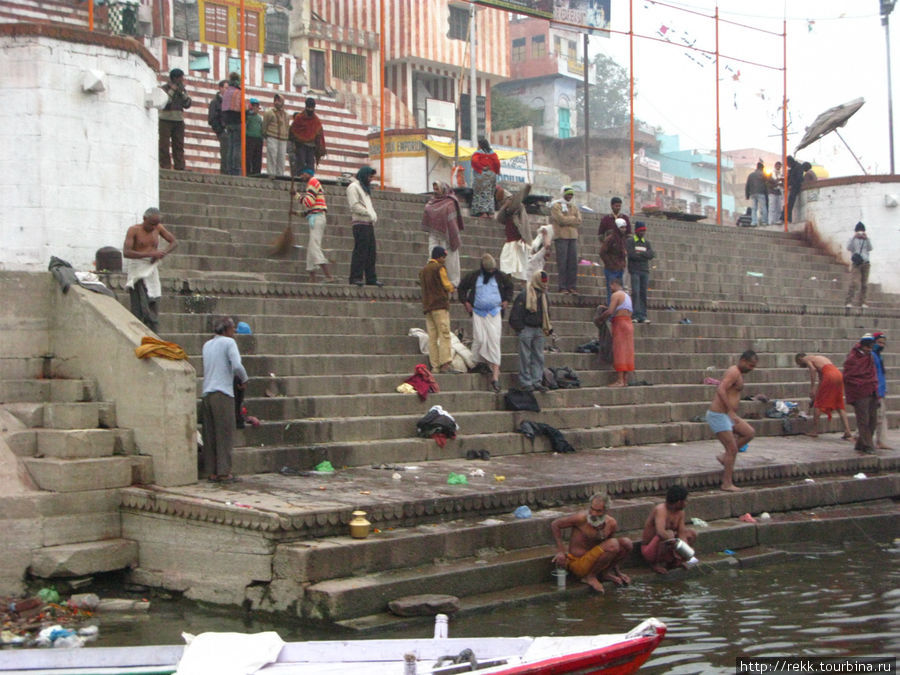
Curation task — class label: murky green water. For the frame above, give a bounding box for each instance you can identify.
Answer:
[91,540,899,673]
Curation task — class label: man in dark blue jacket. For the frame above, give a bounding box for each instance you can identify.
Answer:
[626,222,655,324]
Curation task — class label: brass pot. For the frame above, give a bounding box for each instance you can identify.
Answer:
[349,510,371,539]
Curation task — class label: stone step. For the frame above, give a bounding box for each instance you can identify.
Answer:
[161,311,886,339]
[339,505,899,631]
[297,492,900,623]
[37,429,119,459]
[0,378,96,404]
[231,415,877,473]
[23,457,134,492]
[29,538,138,578]
[296,475,899,584]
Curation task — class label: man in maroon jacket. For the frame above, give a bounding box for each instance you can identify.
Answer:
[843,334,879,454]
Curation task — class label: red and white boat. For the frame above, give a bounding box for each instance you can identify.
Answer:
[0,617,665,675]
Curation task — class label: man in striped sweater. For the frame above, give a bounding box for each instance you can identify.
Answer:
[292,168,334,283]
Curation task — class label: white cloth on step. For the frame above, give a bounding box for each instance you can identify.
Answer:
[175,631,285,675]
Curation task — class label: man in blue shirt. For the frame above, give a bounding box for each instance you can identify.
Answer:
[201,317,249,483]
[873,332,891,450]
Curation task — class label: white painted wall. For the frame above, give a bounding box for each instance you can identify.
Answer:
[794,177,900,295]
[0,35,159,271]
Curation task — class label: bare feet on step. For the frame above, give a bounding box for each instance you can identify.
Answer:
[720,483,742,492]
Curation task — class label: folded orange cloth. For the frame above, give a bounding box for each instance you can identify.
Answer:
[134,336,188,360]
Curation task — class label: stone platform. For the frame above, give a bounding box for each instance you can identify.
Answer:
[119,432,900,627]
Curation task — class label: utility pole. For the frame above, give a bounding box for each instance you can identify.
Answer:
[469,3,478,144]
[583,32,591,193]
[881,0,896,174]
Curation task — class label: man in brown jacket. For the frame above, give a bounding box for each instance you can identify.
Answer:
[549,185,582,295]
[262,93,289,177]
[419,246,456,373]
[599,219,628,305]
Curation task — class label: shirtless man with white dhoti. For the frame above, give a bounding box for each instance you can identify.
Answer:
[122,207,178,333]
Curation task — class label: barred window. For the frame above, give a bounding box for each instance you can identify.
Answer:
[448,5,468,40]
[531,34,545,58]
[512,37,526,62]
[332,50,367,83]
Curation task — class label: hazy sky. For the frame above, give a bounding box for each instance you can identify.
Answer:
[587,0,898,176]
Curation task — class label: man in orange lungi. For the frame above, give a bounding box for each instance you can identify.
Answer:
[596,278,634,387]
[795,353,854,440]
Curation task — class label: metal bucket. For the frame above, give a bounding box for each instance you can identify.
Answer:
[673,538,695,559]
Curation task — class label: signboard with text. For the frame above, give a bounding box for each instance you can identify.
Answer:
[476,0,610,33]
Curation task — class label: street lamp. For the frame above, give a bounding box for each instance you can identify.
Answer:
[881,0,896,174]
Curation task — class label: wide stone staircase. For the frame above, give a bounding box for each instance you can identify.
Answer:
[0,274,144,593]
[103,172,900,625]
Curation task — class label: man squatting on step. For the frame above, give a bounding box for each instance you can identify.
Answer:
[551,492,632,593]
[641,485,697,574]
[122,207,178,334]
[705,350,758,492]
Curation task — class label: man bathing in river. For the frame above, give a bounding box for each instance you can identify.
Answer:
[641,485,697,574]
[706,350,758,491]
[794,353,854,440]
[550,492,632,593]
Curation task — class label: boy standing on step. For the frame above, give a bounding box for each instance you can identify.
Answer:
[705,350,758,491]
[419,247,456,374]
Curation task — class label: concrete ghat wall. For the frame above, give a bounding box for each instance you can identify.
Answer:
[795,176,900,295]
[0,26,160,272]
[49,281,197,486]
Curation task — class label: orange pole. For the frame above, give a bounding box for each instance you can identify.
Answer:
[88,0,94,30]
[239,0,246,177]
[379,0,386,183]
[629,0,635,216]
[715,4,722,225]
[782,17,788,231]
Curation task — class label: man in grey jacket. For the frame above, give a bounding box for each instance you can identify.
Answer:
[845,221,873,308]
[744,161,768,226]
[347,166,383,287]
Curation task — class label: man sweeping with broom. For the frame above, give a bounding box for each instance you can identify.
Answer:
[291,168,334,283]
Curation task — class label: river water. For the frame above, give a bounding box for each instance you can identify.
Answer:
[92,540,899,673]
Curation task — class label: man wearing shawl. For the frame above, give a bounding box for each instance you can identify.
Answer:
[794,353,853,439]
[599,197,631,237]
[458,254,514,392]
[291,97,327,174]
[497,184,533,282]
[595,278,633,387]
[346,166,383,286]
[470,137,500,217]
[843,334,879,454]
[292,168,334,283]
[509,270,552,393]
[422,182,464,287]
[549,186,582,295]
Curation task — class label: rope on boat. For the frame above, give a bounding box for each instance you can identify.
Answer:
[433,648,478,671]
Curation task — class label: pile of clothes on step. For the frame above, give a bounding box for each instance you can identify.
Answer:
[416,405,458,447]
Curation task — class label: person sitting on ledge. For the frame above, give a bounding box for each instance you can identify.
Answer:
[640,485,697,574]
[551,492,632,593]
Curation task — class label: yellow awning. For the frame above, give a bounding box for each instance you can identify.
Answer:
[422,140,526,161]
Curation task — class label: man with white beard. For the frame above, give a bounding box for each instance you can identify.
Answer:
[550,492,632,593]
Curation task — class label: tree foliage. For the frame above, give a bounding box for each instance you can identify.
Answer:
[577,53,631,134]
[490,93,536,131]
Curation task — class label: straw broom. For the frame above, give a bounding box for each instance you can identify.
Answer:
[269,175,296,257]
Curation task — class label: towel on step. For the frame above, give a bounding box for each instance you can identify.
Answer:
[135,336,188,360]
